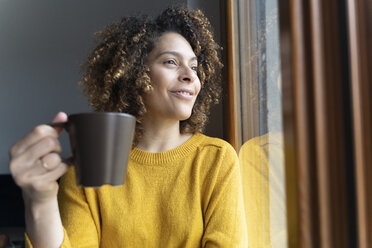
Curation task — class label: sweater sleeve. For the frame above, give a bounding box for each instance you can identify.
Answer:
[201,145,248,247]
[56,166,100,247]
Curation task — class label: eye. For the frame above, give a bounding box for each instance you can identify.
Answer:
[191,66,198,72]
[164,59,176,65]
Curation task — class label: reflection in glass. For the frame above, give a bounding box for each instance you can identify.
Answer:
[236,0,287,247]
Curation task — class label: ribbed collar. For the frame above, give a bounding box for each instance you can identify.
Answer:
[130,132,204,166]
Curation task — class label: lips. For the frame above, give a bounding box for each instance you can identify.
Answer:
[171,88,195,99]
[171,88,194,95]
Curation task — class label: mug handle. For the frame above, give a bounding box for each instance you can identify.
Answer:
[49,122,68,129]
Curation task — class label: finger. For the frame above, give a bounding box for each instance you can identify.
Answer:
[10,125,58,158]
[10,137,62,176]
[37,162,69,183]
[51,112,68,134]
[9,112,67,158]
[13,160,68,189]
[40,153,62,172]
[24,153,62,177]
[21,166,65,201]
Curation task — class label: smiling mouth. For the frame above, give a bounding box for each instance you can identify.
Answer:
[177,91,192,96]
[171,90,194,99]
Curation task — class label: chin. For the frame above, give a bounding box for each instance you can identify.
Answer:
[178,112,192,121]
[179,115,192,121]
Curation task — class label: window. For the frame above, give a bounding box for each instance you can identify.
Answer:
[225,0,372,246]
[227,0,287,247]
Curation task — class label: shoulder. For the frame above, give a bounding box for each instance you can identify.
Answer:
[195,133,238,161]
[196,132,235,150]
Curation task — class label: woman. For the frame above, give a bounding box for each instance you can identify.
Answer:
[9,6,247,247]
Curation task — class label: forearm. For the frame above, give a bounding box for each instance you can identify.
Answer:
[24,195,64,248]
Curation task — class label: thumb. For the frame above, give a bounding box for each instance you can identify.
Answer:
[51,112,68,134]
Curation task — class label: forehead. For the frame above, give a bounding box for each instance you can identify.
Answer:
[150,32,196,58]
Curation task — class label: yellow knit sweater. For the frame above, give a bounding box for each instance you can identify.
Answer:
[26,133,247,247]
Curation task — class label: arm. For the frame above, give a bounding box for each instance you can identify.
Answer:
[201,146,248,247]
[24,167,100,248]
[24,197,65,248]
[9,113,68,248]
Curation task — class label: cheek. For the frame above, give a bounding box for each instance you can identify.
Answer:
[195,80,202,96]
[148,72,159,87]
[149,69,170,89]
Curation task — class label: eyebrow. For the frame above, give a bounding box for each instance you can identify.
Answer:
[158,51,198,61]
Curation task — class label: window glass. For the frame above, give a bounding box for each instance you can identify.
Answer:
[236,0,287,247]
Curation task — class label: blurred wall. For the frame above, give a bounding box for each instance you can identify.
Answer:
[0,0,225,174]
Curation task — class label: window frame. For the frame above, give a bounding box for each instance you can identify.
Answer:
[347,0,372,246]
[224,0,371,247]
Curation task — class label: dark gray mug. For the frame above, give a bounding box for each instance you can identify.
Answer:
[52,112,136,187]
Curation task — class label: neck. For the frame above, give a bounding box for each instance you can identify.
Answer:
[137,115,192,153]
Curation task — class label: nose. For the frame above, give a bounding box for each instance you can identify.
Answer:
[178,66,197,83]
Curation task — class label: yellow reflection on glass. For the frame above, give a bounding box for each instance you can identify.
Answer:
[239,132,286,247]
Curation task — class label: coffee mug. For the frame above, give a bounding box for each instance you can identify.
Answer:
[51,112,136,187]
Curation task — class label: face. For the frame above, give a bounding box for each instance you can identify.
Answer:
[144,32,201,122]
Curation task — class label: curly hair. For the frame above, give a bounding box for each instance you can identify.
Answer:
[79,6,223,145]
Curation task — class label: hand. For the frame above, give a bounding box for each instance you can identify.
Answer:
[9,112,69,203]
